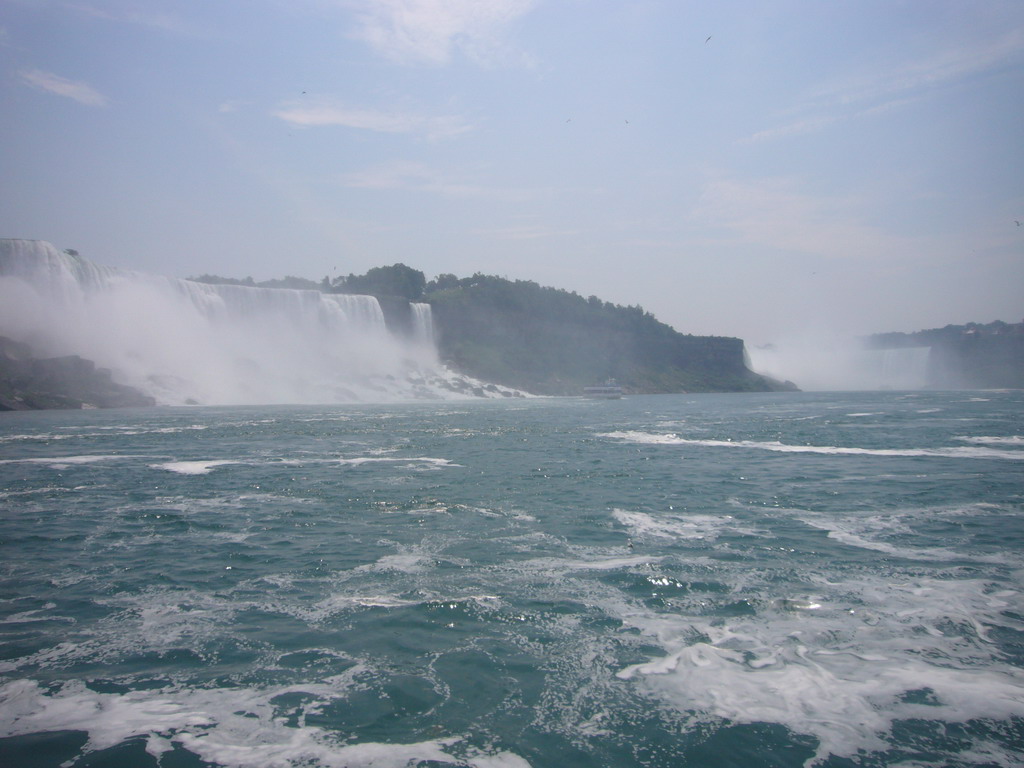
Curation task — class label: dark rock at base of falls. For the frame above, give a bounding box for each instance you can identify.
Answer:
[0,337,155,411]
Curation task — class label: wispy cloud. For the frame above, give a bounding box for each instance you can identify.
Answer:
[741,116,837,145]
[64,2,191,34]
[815,29,1023,109]
[273,100,472,139]
[743,29,1024,144]
[473,223,582,241]
[346,0,539,65]
[692,175,913,261]
[19,69,107,106]
[218,100,247,114]
[342,161,479,194]
[340,160,566,203]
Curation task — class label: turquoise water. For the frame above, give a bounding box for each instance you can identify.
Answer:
[1,391,1023,767]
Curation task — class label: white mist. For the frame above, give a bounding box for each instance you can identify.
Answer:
[0,239,454,405]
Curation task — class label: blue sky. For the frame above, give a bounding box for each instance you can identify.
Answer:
[2,0,1022,348]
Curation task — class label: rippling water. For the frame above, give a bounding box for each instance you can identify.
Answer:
[1,391,1022,767]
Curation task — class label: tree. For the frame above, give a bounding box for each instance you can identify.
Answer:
[338,264,426,300]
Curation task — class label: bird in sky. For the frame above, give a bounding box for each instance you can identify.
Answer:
[705,35,712,44]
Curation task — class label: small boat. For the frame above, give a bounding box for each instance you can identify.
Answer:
[584,379,623,398]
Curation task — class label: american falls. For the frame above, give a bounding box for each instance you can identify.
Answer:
[0,239,513,405]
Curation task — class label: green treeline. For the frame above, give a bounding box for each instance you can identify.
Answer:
[189,274,322,291]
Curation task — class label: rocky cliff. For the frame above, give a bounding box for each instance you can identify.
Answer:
[0,336,156,410]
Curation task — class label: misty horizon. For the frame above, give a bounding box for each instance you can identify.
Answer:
[2,238,990,395]
[1,1,1020,349]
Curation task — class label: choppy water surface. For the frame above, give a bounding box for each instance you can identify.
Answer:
[1,391,1022,767]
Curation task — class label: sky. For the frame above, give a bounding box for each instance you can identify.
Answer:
[1,0,1022,350]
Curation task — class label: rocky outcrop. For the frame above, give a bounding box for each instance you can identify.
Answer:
[0,337,155,410]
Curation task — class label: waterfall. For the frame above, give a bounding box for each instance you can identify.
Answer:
[410,303,435,346]
[748,335,933,391]
[869,346,931,390]
[0,239,467,405]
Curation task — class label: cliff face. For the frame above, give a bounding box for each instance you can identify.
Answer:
[423,275,791,395]
[0,336,156,410]
[928,333,1024,389]
[868,321,1024,389]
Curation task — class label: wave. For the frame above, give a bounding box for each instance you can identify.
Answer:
[7,454,463,476]
[600,431,1024,460]
[335,456,462,469]
[0,454,131,469]
[957,435,1024,446]
[612,508,768,543]
[150,460,240,475]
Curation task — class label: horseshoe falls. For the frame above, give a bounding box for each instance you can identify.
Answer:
[0,239,494,406]
[1,391,1023,767]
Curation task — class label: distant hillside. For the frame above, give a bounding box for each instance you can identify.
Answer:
[328,266,793,395]
[426,273,797,394]
[869,320,1024,389]
[189,274,323,291]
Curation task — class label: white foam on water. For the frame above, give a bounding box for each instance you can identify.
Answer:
[600,431,1024,461]
[295,591,501,623]
[612,569,1024,766]
[0,679,532,767]
[555,555,659,571]
[957,435,1024,446]
[0,432,80,442]
[0,454,128,467]
[305,594,421,619]
[618,641,1024,765]
[336,456,461,469]
[1,603,73,625]
[599,430,686,446]
[820,528,1005,564]
[794,506,1021,565]
[150,460,240,475]
[612,508,768,543]
[0,588,250,674]
[460,748,534,768]
[359,552,432,574]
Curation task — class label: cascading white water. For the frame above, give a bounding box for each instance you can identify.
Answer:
[871,346,931,390]
[747,335,933,391]
[0,239,490,405]
[409,303,435,347]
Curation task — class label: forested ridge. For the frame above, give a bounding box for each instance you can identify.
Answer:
[421,272,788,394]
